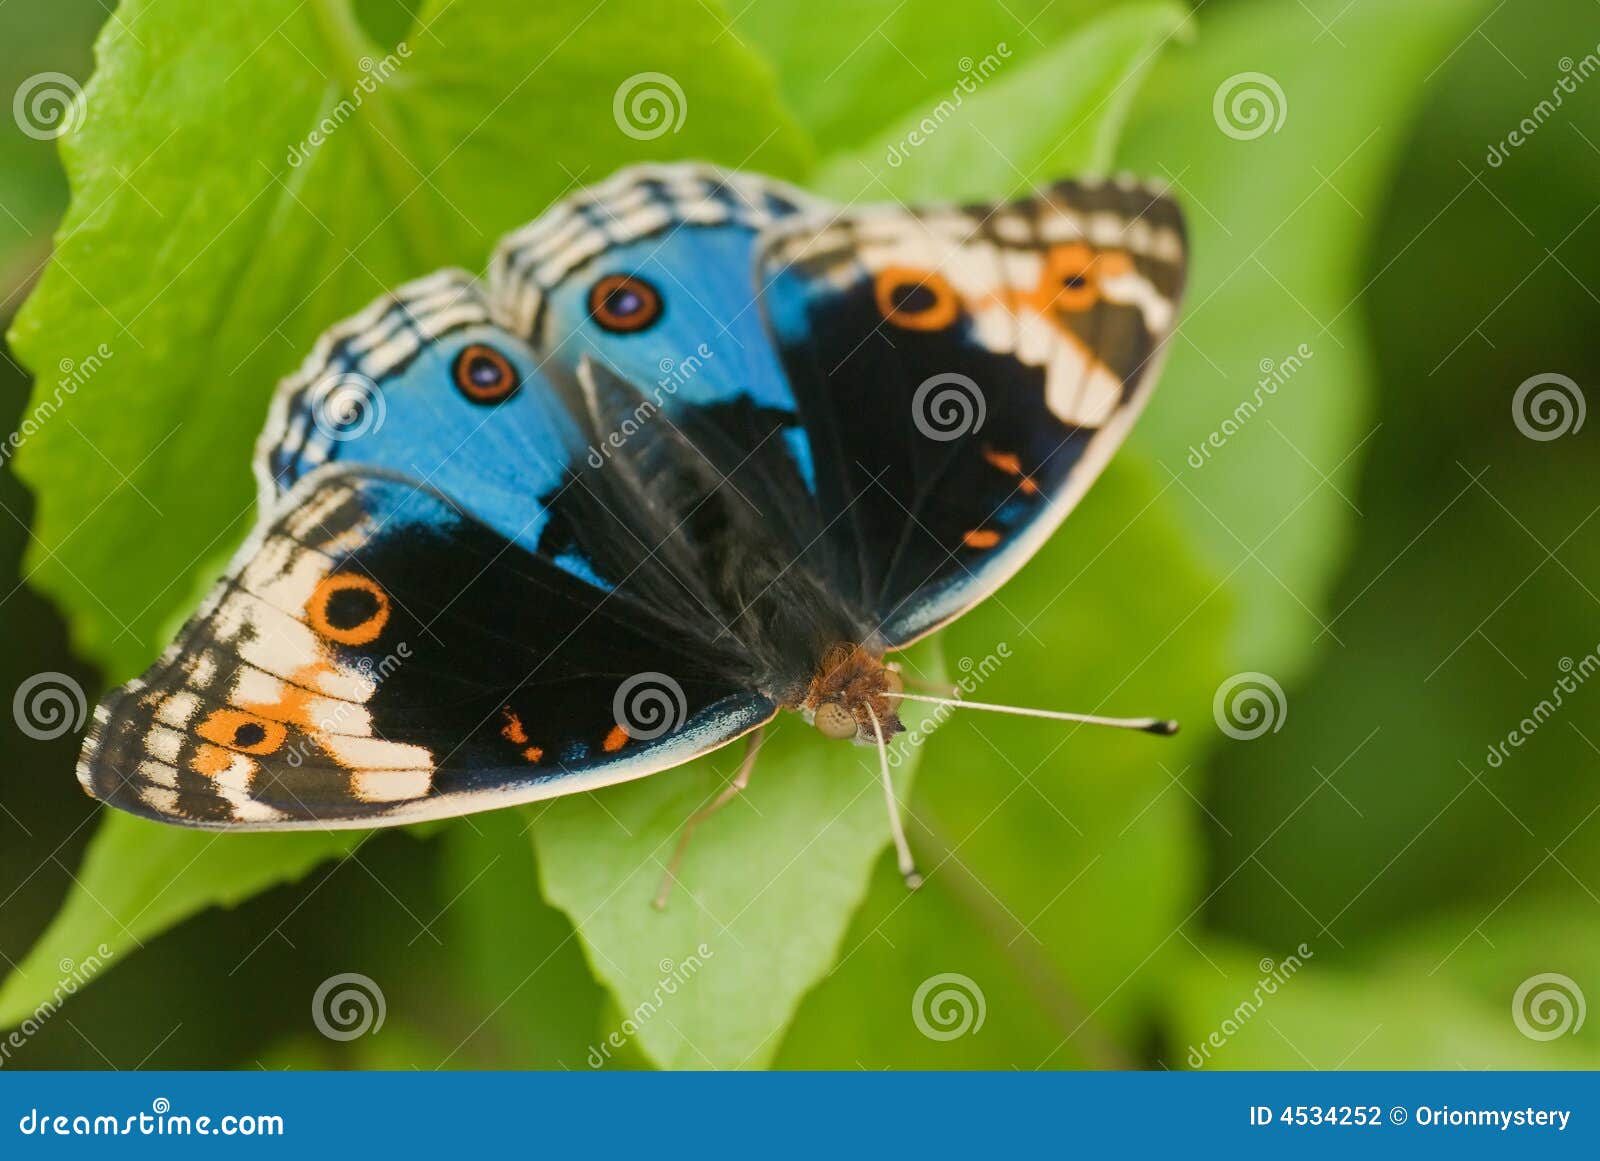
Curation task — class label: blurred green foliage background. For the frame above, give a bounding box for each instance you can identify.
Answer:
[1,0,1596,1070]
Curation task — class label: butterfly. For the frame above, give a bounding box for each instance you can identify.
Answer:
[77,163,1187,902]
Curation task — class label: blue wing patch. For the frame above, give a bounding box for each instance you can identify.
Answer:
[488,163,824,493]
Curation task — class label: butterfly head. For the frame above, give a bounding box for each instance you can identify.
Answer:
[801,644,905,744]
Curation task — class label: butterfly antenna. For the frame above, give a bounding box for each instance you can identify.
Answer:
[892,693,1179,736]
[865,706,923,891]
[653,727,766,910]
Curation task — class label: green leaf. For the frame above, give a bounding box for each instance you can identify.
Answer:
[2,0,806,1026]
[435,809,607,1068]
[738,0,1157,157]
[777,456,1231,1067]
[0,0,104,286]
[10,0,807,679]
[1196,1,1600,948]
[1116,0,1490,676]
[812,3,1188,204]
[534,640,945,1070]
[1169,939,1593,1069]
[0,813,361,1029]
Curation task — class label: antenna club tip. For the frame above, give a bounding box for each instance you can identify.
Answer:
[904,871,925,891]
[1149,719,1181,736]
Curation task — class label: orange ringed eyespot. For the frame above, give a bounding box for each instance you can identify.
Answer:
[197,709,288,756]
[453,343,521,404]
[307,573,390,646]
[589,274,663,334]
[1041,243,1099,312]
[874,267,961,331]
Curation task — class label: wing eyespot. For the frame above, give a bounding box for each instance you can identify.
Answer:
[589,273,663,334]
[1041,243,1101,312]
[874,267,961,331]
[453,343,521,404]
[307,573,390,646]
[197,709,288,756]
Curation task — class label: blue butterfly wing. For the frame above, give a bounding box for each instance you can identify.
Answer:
[259,269,583,561]
[488,164,824,493]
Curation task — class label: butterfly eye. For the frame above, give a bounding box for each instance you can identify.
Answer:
[589,273,663,334]
[813,701,859,740]
[453,343,521,404]
[874,267,961,331]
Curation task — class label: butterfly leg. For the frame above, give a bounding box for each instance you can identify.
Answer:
[653,727,767,910]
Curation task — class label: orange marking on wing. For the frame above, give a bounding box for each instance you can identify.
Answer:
[239,662,334,729]
[522,746,544,763]
[1098,249,1134,277]
[306,573,390,646]
[191,744,235,777]
[197,708,287,755]
[602,724,630,753]
[501,708,529,745]
[963,529,1002,550]
[983,448,1023,475]
[1036,243,1099,313]
[982,448,1040,496]
[874,267,961,331]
